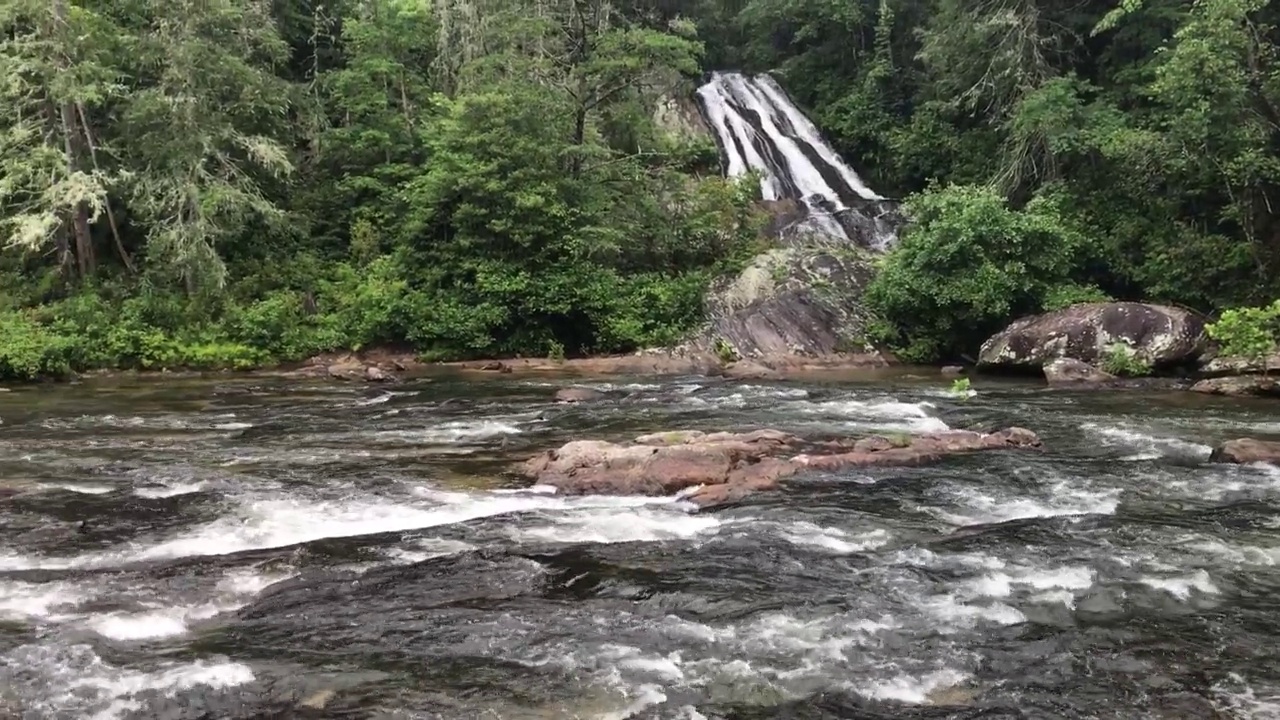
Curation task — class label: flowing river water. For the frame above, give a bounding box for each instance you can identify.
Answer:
[2,370,1280,719]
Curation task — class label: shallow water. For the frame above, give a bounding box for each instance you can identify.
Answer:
[2,371,1280,719]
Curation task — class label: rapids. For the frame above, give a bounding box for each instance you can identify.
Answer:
[2,371,1279,718]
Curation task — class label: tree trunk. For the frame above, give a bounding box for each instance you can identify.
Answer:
[52,0,94,278]
[57,96,94,278]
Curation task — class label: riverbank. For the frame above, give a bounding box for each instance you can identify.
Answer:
[39,347,899,386]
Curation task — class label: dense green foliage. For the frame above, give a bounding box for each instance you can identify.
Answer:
[3,0,1280,377]
[698,0,1280,361]
[0,0,762,378]
[1207,300,1280,371]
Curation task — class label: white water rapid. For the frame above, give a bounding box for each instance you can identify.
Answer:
[696,71,899,250]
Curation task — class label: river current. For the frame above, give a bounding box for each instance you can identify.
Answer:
[1,371,1279,718]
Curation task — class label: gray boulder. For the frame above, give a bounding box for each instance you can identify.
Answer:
[978,302,1208,370]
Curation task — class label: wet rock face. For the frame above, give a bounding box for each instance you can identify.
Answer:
[978,302,1208,370]
[1210,438,1280,465]
[693,247,888,362]
[517,427,1042,508]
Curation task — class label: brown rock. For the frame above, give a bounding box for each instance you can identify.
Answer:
[326,361,362,381]
[479,361,506,372]
[724,360,779,380]
[978,302,1207,369]
[517,427,1041,508]
[1210,438,1280,465]
[298,689,336,710]
[1191,376,1280,398]
[1043,358,1115,385]
[364,366,392,382]
[554,387,606,403]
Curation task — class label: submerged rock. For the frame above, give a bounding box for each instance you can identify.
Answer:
[1210,438,1280,465]
[978,302,1208,370]
[554,387,606,403]
[363,366,392,382]
[516,427,1041,508]
[1043,358,1115,385]
[1190,375,1280,397]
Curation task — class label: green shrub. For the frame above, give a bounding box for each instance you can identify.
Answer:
[865,184,1088,363]
[0,312,73,380]
[1207,300,1280,372]
[1100,343,1153,377]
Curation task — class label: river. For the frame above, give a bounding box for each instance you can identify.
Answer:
[1,370,1279,718]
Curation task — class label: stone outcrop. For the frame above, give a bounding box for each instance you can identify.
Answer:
[978,302,1208,370]
[1190,376,1280,398]
[691,246,891,362]
[1209,438,1280,465]
[1043,358,1115,385]
[516,426,1042,508]
[1199,351,1280,378]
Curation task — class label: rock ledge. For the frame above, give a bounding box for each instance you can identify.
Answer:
[516,427,1042,507]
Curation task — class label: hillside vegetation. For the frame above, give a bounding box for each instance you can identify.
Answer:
[1,0,1277,377]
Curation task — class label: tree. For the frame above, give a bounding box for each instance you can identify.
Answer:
[0,0,126,278]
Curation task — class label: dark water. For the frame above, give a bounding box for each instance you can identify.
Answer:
[2,371,1280,719]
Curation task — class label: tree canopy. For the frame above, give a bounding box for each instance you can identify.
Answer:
[0,0,1277,376]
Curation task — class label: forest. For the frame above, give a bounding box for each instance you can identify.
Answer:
[0,0,1277,378]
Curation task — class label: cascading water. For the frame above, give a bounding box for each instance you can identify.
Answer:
[696,71,899,250]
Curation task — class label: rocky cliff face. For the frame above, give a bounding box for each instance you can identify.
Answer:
[692,237,883,361]
[669,74,902,364]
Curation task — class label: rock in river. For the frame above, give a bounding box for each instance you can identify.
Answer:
[1210,438,1280,465]
[1043,358,1115,385]
[516,427,1042,508]
[1191,375,1280,398]
[978,302,1207,370]
[554,387,606,403]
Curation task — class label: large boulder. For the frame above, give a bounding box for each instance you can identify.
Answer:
[516,427,1042,508]
[978,302,1208,370]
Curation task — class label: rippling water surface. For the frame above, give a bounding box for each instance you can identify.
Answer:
[3,371,1280,719]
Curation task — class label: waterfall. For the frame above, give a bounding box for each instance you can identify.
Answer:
[695,72,899,251]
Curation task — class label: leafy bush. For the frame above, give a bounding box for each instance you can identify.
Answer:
[1100,343,1153,377]
[0,312,73,380]
[865,184,1088,362]
[1042,284,1112,311]
[1207,300,1280,372]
